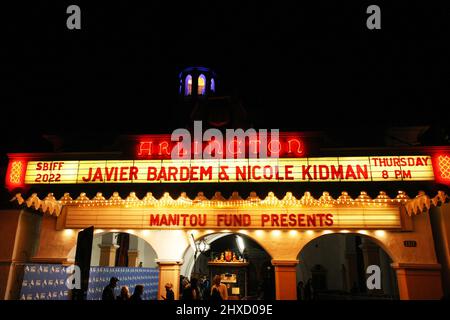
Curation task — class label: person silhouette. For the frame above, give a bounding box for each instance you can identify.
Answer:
[130,285,144,301]
[102,277,119,300]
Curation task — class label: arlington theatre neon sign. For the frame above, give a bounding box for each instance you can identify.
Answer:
[5,127,450,189]
[6,128,450,231]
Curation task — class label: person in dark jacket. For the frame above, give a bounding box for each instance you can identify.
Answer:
[182,277,201,300]
[304,278,313,300]
[102,277,119,300]
[202,278,211,300]
[130,285,144,301]
[297,281,305,300]
[162,283,175,300]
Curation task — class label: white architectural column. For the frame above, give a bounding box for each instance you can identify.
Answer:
[128,235,139,267]
[98,233,119,267]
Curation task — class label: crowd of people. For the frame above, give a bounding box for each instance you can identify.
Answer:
[101,274,229,301]
[179,275,228,301]
[101,277,149,301]
[297,279,314,300]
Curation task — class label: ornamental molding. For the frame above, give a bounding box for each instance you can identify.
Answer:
[10,190,449,217]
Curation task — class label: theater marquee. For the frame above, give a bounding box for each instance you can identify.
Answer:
[19,155,434,185]
[63,206,402,230]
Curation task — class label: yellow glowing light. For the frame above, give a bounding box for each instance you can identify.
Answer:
[340,230,350,233]
[9,160,23,183]
[322,230,332,235]
[94,229,104,234]
[358,230,368,235]
[238,230,248,234]
[190,230,199,236]
[63,229,74,237]
[142,230,150,236]
[375,230,386,237]
[22,156,435,185]
[289,230,298,236]
[306,230,314,235]
[126,229,135,234]
[272,230,281,237]
[255,230,264,237]
[198,75,206,95]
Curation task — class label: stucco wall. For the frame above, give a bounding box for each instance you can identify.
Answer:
[0,209,42,299]
[33,206,441,270]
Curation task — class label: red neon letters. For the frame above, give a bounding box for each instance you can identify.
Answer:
[136,134,305,159]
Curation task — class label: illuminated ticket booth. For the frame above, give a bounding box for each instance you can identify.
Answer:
[2,133,450,300]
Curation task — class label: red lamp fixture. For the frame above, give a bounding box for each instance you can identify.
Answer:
[5,159,27,191]
[432,154,450,185]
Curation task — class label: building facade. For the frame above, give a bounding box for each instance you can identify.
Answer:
[1,67,449,300]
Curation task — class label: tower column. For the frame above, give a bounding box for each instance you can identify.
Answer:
[157,260,182,300]
[98,233,118,267]
[392,263,443,300]
[127,235,139,267]
[272,259,299,300]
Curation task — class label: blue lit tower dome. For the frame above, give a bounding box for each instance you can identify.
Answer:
[173,66,251,131]
[179,66,217,100]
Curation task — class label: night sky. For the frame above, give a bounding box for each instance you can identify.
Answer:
[2,1,450,158]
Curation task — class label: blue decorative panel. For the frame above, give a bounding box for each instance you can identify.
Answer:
[87,267,159,300]
[19,264,70,300]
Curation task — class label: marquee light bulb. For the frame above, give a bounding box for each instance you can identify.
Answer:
[375,230,386,237]
[63,229,74,237]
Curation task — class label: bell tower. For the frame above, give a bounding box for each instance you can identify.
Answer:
[179,66,217,101]
[174,66,251,131]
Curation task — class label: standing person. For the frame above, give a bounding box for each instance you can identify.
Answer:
[297,281,305,301]
[117,286,130,301]
[198,278,204,297]
[179,276,185,296]
[180,277,189,299]
[130,285,144,301]
[210,275,228,301]
[162,283,175,301]
[102,277,119,300]
[182,277,201,300]
[202,277,211,300]
[304,278,313,300]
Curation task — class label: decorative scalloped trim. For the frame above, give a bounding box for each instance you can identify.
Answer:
[10,190,449,217]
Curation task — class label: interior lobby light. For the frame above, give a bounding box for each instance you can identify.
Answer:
[236,235,245,253]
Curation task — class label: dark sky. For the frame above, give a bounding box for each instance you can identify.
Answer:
[2,1,450,150]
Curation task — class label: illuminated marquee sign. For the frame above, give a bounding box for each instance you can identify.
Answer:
[134,132,305,159]
[17,155,434,185]
[64,207,402,230]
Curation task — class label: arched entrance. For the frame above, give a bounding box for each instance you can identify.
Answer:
[67,230,160,300]
[182,232,275,300]
[68,231,159,268]
[296,233,399,300]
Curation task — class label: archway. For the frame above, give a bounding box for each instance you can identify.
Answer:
[67,231,159,300]
[182,232,275,300]
[68,231,159,267]
[296,233,399,300]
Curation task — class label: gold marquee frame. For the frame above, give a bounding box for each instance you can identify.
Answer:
[10,190,449,218]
